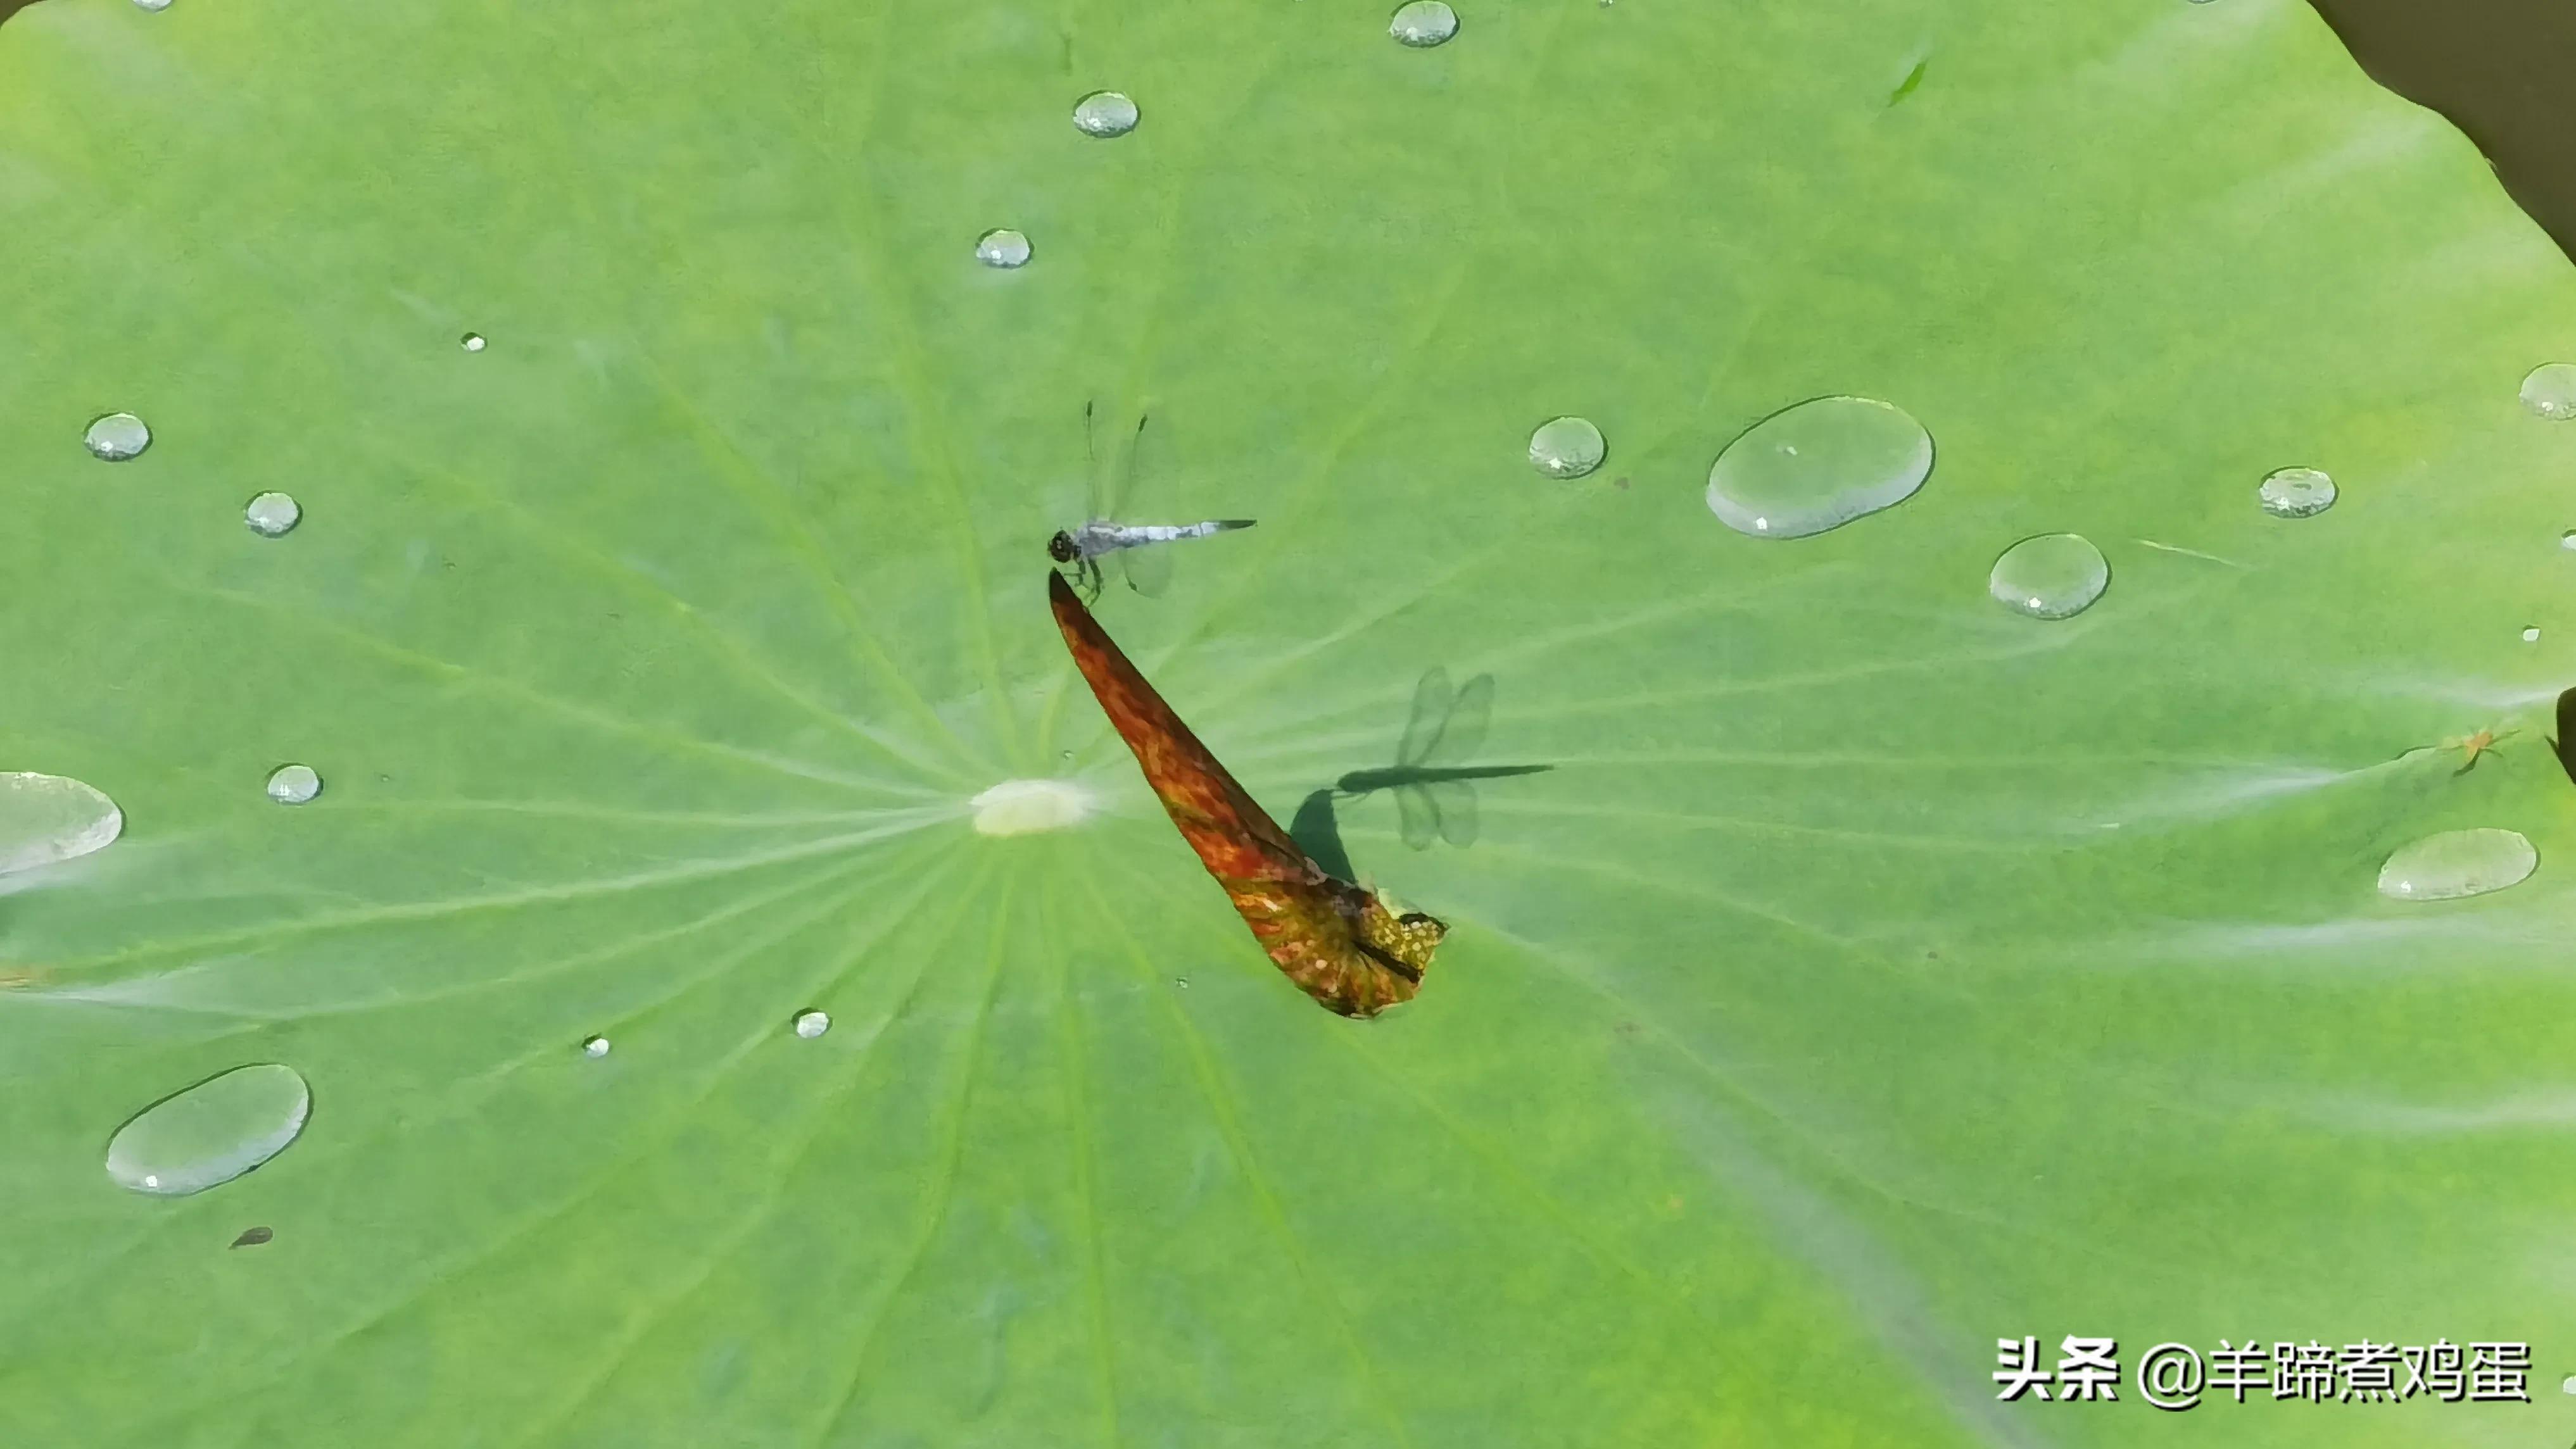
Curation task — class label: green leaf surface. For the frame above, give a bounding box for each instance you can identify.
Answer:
[4,0,2573,1442]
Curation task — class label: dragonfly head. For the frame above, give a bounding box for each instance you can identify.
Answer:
[1045,530,1080,564]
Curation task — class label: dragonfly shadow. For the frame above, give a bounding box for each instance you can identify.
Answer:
[1287,668,1555,874]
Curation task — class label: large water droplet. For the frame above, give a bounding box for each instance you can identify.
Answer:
[1705,396,1933,538]
[265,765,322,805]
[0,772,123,875]
[84,413,151,461]
[2522,363,2576,420]
[793,1010,831,1039]
[2257,467,2335,519]
[1073,91,1139,138]
[971,779,1097,836]
[2377,827,2536,901]
[1988,533,2109,620]
[581,1034,612,1058]
[244,492,301,538]
[104,1064,311,1197]
[133,0,171,11]
[460,332,486,353]
[975,228,1032,268]
[1527,416,1605,479]
[1389,1,1460,46]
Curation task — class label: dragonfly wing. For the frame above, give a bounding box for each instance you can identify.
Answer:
[1394,784,1440,851]
[1422,673,1494,767]
[1120,537,1174,597]
[1398,668,1454,767]
[1425,781,1479,847]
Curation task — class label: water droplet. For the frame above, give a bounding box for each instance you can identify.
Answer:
[1988,533,2109,620]
[2526,626,2545,643]
[2560,530,2576,551]
[1705,396,1933,539]
[104,1063,311,1197]
[0,772,123,875]
[460,332,486,352]
[1174,977,1190,989]
[1073,91,1139,138]
[265,765,322,805]
[582,1034,611,1058]
[1388,1,1459,46]
[2256,467,2335,519]
[2377,827,2537,901]
[244,491,301,538]
[972,778,1098,836]
[133,0,171,10]
[2522,363,2576,419]
[793,1009,831,1039]
[1527,416,1606,479]
[975,228,1033,269]
[84,412,151,461]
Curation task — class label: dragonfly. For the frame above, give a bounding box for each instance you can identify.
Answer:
[1047,403,1256,601]
[1049,570,1446,1018]
[1335,667,1549,850]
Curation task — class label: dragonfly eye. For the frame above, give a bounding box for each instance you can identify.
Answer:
[1046,531,1078,563]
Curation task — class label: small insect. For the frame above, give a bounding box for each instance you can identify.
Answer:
[1047,403,1256,601]
[2444,726,2517,774]
[1049,570,1445,1017]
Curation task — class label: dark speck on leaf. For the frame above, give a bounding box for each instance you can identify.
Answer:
[230,1226,273,1248]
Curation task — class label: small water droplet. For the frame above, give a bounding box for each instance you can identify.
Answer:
[1174,977,1190,989]
[1527,416,1606,479]
[1388,1,1459,46]
[1073,91,1139,138]
[1706,396,1933,538]
[105,1063,311,1197]
[0,772,123,875]
[2560,530,2576,551]
[2256,467,2335,519]
[975,228,1032,268]
[244,492,301,537]
[84,412,151,461]
[2560,1372,2576,1395]
[2522,363,2576,419]
[2378,827,2536,901]
[2526,626,2544,643]
[1988,534,2109,620]
[265,765,322,805]
[793,1009,831,1039]
[460,332,486,352]
[133,0,171,11]
[582,1034,611,1058]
